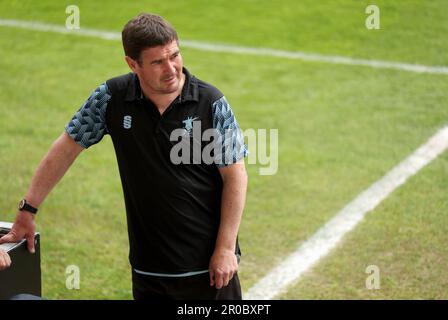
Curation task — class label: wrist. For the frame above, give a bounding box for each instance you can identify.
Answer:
[16,210,36,221]
[18,198,38,215]
[214,245,236,254]
[214,236,237,253]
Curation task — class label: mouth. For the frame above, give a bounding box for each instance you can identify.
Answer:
[163,75,177,83]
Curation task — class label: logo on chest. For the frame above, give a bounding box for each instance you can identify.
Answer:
[182,116,199,137]
[123,115,132,129]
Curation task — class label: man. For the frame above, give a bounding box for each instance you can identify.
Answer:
[0,13,247,300]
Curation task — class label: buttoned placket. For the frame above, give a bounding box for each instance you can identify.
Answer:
[140,95,182,134]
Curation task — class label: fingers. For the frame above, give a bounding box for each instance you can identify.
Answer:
[210,269,233,289]
[0,232,35,254]
[209,251,238,289]
[215,271,224,289]
[26,235,36,254]
[229,270,235,282]
[0,233,16,244]
[0,251,12,271]
[0,216,36,254]
[209,269,215,287]
[0,253,5,270]
[221,273,230,289]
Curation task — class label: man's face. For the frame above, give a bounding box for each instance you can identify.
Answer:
[126,40,183,95]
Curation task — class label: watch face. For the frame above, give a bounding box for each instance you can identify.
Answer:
[19,199,26,210]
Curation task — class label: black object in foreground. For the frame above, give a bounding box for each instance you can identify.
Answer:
[0,221,41,300]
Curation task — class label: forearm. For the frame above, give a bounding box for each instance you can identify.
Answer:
[0,132,83,251]
[24,132,83,208]
[215,164,248,252]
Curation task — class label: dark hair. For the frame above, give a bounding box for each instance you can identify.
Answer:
[122,13,178,63]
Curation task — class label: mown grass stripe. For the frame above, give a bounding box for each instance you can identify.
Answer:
[1,18,448,75]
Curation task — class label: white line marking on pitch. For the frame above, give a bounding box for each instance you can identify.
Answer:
[245,126,448,300]
[1,18,448,75]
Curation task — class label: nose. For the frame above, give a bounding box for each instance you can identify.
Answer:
[163,60,177,75]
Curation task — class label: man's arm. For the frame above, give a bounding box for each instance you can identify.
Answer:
[0,132,84,252]
[209,160,248,289]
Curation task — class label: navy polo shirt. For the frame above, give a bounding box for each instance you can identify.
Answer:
[65,68,247,275]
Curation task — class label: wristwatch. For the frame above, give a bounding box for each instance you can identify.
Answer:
[18,199,38,214]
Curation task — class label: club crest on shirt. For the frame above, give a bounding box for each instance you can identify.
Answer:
[182,116,199,136]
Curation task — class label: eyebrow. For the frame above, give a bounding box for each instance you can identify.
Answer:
[150,50,180,64]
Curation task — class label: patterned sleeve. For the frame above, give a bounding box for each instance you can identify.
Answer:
[65,83,111,149]
[211,96,248,167]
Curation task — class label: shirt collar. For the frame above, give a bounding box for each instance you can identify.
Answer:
[124,67,199,103]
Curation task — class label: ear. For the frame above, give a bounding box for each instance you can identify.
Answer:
[124,56,139,73]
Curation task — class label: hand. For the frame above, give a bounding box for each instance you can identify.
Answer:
[0,211,36,253]
[209,248,238,289]
[0,249,12,271]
